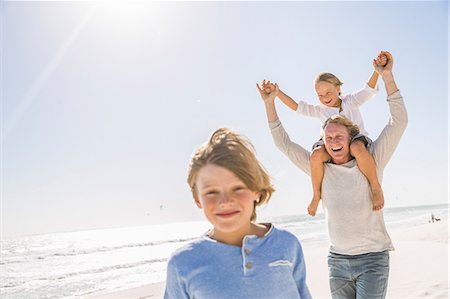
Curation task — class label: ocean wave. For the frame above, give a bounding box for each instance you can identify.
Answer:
[1,281,23,289]
[1,236,198,265]
[0,257,168,290]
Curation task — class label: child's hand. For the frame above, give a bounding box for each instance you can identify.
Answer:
[256,79,279,103]
[373,51,394,76]
[375,55,387,67]
[262,79,276,90]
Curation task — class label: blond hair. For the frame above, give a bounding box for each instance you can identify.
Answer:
[321,115,360,139]
[314,72,344,87]
[187,128,274,221]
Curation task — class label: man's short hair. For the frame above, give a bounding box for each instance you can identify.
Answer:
[321,115,360,139]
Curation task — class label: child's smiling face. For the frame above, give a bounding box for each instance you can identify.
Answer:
[315,81,341,108]
[193,164,260,243]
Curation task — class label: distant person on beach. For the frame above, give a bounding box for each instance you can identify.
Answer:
[258,51,408,298]
[260,55,387,216]
[430,213,441,223]
[163,128,312,299]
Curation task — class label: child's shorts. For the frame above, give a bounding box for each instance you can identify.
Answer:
[311,134,373,151]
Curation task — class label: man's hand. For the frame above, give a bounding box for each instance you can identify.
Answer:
[373,51,394,77]
[256,79,279,103]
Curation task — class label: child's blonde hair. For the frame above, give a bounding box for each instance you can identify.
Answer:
[187,128,274,221]
[314,72,344,87]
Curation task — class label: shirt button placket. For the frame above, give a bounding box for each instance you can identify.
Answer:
[242,239,254,276]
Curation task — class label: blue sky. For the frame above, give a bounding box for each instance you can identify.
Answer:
[2,1,448,237]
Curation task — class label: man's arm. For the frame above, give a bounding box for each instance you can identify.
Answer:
[257,82,279,123]
[269,120,312,176]
[371,51,408,170]
[380,72,398,97]
[375,51,398,96]
[257,82,312,175]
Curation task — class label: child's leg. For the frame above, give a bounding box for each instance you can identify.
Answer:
[350,140,384,211]
[309,146,330,216]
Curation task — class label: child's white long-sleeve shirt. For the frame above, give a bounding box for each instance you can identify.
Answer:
[296,84,378,136]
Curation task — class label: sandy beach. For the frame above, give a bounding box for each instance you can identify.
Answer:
[87,220,449,299]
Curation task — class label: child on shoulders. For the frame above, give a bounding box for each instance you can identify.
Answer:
[260,53,388,216]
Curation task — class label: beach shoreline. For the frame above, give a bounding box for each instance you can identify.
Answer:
[86,220,449,299]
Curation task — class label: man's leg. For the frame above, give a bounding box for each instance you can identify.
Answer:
[328,253,356,299]
[354,251,390,299]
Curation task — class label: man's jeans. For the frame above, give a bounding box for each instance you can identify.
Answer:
[328,250,389,299]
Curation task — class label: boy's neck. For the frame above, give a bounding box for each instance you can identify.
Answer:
[209,223,268,247]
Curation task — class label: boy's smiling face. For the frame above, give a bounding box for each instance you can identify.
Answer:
[194,164,260,243]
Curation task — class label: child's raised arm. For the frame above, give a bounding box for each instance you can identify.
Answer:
[346,53,387,107]
[262,80,298,112]
[276,88,299,112]
[367,53,387,88]
[367,71,380,89]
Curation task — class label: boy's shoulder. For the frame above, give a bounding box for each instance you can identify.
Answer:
[169,235,210,261]
[270,225,296,237]
[165,236,215,279]
[267,225,303,248]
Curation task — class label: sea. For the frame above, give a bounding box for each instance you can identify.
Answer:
[1,203,448,299]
